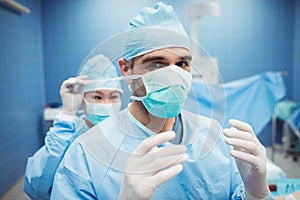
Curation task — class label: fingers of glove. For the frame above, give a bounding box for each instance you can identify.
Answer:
[60,79,78,95]
[136,145,186,168]
[61,77,86,93]
[228,119,262,145]
[225,138,259,155]
[75,76,87,94]
[223,128,254,142]
[76,75,87,82]
[76,83,85,95]
[125,151,188,174]
[127,145,186,166]
[144,153,188,173]
[229,119,255,136]
[62,77,77,88]
[150,164,183,189]
[230,150,261,169]
[150,145,186,158]
[134,131,176,154]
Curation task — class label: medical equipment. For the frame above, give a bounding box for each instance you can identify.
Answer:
[271,101,300,162]
[185,0,221,84]
[269,179,300,196]
[0,0,30,14]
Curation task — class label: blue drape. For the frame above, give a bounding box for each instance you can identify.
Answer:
[186,71,286,135]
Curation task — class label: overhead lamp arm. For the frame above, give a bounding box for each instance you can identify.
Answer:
[0,0,30,14]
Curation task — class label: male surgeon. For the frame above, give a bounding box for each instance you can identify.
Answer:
[51,3,271,200]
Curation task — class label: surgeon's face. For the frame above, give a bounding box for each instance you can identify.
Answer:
[126,47,191,97]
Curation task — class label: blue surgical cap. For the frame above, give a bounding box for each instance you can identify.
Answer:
[78,54,123,93]
[123,2,191,60]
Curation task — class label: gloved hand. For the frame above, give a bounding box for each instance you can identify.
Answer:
[60,76,86,117]
[223,119,270,199]
[118,131,188,200]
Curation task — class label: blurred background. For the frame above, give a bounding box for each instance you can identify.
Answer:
[0,0,299,198]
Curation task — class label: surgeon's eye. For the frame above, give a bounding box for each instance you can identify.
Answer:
[146,62,167,70]
[176,61,189,68]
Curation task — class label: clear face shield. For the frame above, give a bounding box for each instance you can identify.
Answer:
[76,28,226,172]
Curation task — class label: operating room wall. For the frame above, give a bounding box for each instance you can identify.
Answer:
[40,0,151,104]
[293,0,300,102]
[41,0,295,104]
[198,0,294,96]
[0,0,45,196]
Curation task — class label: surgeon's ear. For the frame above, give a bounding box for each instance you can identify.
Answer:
[118,58,130,76]
[118,58,133,84]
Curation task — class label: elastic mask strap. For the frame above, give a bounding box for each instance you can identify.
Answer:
[83,98,89,105]
[130,95,145,101]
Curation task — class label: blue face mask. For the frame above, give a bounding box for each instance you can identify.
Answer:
[84,99,122,125]
[86,114,109,125]
[131,65,192,118]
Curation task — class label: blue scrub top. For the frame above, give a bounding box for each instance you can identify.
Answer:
[51,109,244,199]
[24,117,89,199]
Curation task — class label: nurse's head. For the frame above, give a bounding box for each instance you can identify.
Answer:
[79,54,123,127]
[118,2,192,119]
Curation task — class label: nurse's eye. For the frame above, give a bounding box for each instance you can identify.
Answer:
[111,95,119,100]
[93,95,103,100]
[176,61,189,68]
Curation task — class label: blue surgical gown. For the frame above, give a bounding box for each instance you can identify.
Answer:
[24,117,89,200]
[51,109,244,199]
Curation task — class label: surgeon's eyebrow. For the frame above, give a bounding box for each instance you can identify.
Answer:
[181,55,192,61]
[141,56,165,64]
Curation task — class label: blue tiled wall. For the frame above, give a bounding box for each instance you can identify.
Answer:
[0,0,45,196]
